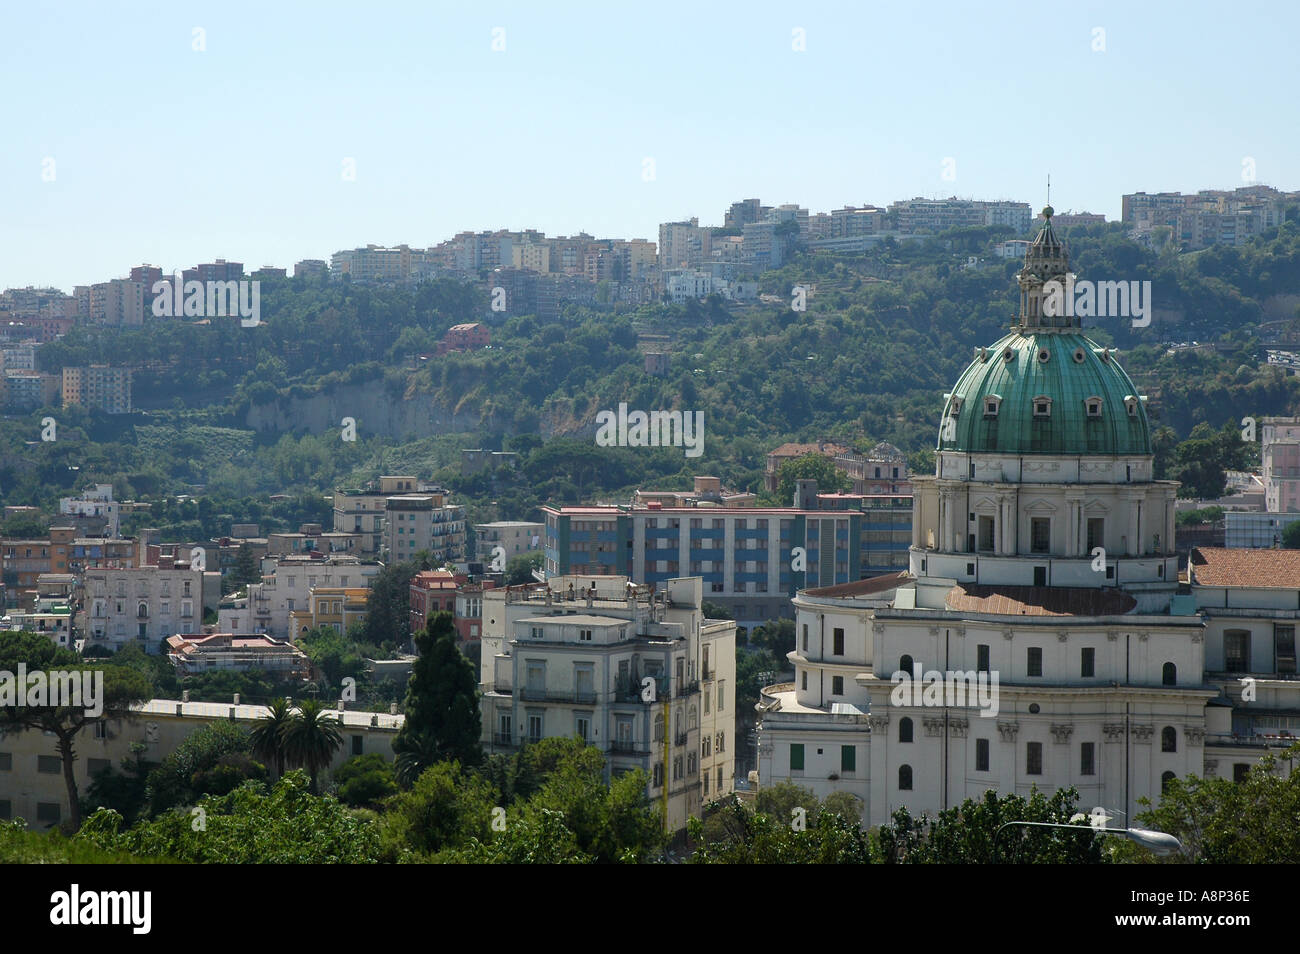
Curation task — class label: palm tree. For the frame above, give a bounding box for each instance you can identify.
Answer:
[393,734,441,788]
[248,697,293,780]
[282,698,344,794]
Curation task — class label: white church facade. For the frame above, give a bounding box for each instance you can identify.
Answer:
[757,208,1300,827]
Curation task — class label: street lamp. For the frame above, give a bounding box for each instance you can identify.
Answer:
[994,820,1183,862]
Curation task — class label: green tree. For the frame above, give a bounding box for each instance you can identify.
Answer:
[78,770,380,864]
[379,759,497,859]
[145,720,255,816]
[281,698,343,794]
[689,794,872,864]
[768,453,852,505]
[0,632,152,830]
[876,788,1104,864]
[230,544,260,587]
[333,753,398,808]
[504,551,543,585]
[247,696,293,779]
[392,611,482,779]
[1116,746,1300,863]
[1284,522,1300,549]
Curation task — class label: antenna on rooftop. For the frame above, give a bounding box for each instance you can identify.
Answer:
[1047,173,1051,208]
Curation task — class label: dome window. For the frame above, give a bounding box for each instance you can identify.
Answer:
[1085,397,1103,418]
[975,347,988,362]
[1037,348,1050,363]
[1124,395,1139,417]
[1003,348,1015,363]
[1033,396,1052,418]
[1073,348,1086,364]
[984,395,1002,418]
[950,396,963,415]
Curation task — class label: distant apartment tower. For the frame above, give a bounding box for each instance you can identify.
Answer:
[384,495,467,564]
[725,198,764,229]
[294,259,329,278]
[81,279,145,327]
[658,219,709,269]
[475,522,544,562]
[2,370,59,411]
[62,365,132,414]
[330,245,432,283]
[184,260,244,283]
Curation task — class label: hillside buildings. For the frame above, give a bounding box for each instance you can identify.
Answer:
[479,575,735,833]
[1122,186,1299,249]
[84,548,222,653]
[332,476,466,562]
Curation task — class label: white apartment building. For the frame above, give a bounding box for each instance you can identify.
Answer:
[384,495,466,564]
[480,576,736,833]
[475,521,543,563]
[85,555,222,653]
[217,554,380,639]
[59,484,119,538]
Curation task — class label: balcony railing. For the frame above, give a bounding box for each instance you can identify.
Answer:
[492,732,514,746]
[518,688,597,704]
[674,732,688,747]
[609,740,650,755]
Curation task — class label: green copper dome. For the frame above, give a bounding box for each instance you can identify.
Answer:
[938,331,1151,456]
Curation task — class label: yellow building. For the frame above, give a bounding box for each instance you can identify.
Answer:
[289,586,370,639]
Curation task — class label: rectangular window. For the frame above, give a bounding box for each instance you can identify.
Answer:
[832,675,844,695]
[1086,518,1104,552]
[1276,625,1296,674]
[1080,742,1095,776]
[1225,631,1250,673]
[351,735,363,756]
[37,755,60,774]
[1026,741,1043,775]
[36,802,60,824]
[1031,518,1050,554]
[801,671,807,690]
[801,624,808,651]
[978,515,995,552]
[840,745,855,772]
[527,713,543,743]
[1027,647,1043,677]
[977,643,990,673]
[1081,647,1095,678]
[790,743,804,772]
[576,715,590,742]
[0,753,9,770]
[579,628,592,642]
[833,628,844,655]
[976,738,990,772]
[717,680,724,711]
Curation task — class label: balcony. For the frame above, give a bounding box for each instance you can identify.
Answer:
[518,688,598,705]
[609,740,650,756]
[492,732,514,746]
[674,732,688,747]
[615,675,669,703]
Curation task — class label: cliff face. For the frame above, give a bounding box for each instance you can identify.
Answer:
[245,379,483,438]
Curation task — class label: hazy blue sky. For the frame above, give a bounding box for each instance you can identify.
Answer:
[4,0,1296,290]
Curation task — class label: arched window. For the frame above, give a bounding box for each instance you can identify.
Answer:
[1161,770,1176,794]
[688,705,698,729]
[1161,726,1177,752]
[899,764,913,791]
[136,601,148,618]
[899,717,913,744]
[1162,662,1176,686]
[899,654,914,677]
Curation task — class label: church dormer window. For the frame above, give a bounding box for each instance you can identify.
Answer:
[984,395,1001,418]
[1002,348,1015,363]
[1033,396,1051,418]
[1124,396,1139,417]
[1073,348,1086,364]
[1037,348,1050,363]
[950,397,962,416]
[1085,397,1103,417]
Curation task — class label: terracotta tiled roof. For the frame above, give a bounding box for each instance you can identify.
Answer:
[1190,547,1300,588]
[945,584,1137,617]
[805,571,912,598]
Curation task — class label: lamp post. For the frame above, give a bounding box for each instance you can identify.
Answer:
[994,820,1182,862]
